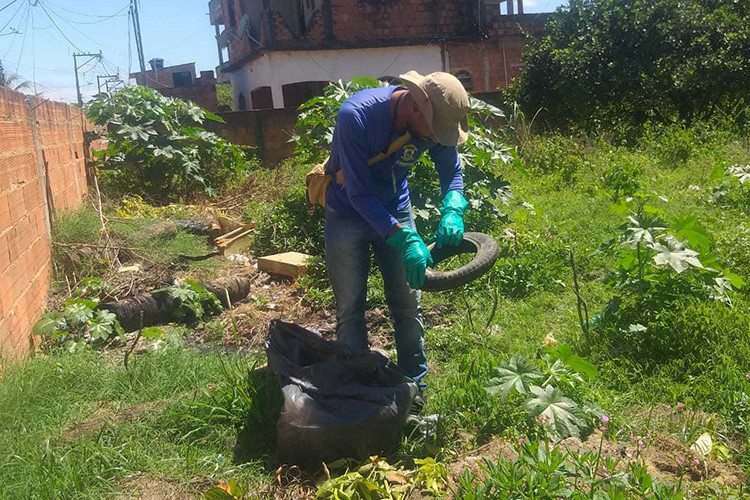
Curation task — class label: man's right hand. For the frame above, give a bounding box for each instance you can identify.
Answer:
[386,226,433,289]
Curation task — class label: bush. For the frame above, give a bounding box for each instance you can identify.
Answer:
[291,77,514,237]
[86,86,248,201]
[520,134,588,187]
[513,0,750,131]
[592,197,745,362]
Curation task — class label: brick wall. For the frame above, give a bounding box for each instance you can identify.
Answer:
[329,0,473,44]
[157,84,220,112]
[206,108,298,164]
[0,88,89,359]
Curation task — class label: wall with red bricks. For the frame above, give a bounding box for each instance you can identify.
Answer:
[0,88,89,359]
[329,0,473,44]
[157,85,220,113]
[205,107,298,164]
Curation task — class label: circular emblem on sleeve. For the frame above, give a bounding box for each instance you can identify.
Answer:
[400,144,418,163]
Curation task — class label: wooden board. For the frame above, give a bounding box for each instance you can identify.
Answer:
[257,252,313,278]
[215,227,254,256]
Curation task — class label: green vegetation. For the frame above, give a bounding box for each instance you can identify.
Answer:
[86,86,249,200]
[2,119,749,497]
[52,205,223,283]
[216,83,234,110]
[0,346,269,500]
[513,0,750,132]
[5,17,750,493]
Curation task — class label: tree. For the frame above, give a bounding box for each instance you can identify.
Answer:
[0,61,31,91]
[511,0,750,130]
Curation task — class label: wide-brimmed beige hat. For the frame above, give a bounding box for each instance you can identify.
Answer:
[398,70,470,146]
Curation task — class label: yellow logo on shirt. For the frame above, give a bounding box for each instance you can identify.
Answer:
[399,145,418,164]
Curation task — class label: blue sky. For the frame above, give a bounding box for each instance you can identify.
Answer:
[0,0,566,103]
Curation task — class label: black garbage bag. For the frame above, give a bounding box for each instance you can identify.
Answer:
[266,320,418,467]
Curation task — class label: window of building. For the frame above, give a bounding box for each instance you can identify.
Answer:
[454,70,473,91]
[172,71,193,88]
[238,92,248,111]
[282,81,329,108]
[250,87,273,109]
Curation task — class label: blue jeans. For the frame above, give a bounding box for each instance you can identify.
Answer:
[324,205,427,387]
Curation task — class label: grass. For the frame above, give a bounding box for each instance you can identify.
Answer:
[52,205,227,286]
[0,344,272,500]
[2,121,750,497]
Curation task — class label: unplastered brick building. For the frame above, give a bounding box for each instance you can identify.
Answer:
[208,0,550,110]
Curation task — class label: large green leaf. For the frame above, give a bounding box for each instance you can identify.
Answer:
[547,344,599,380]
[624,213,665,246]
[64,303,95,325]
[651,236,703,273]
[727,164,750,184]
[33,311,65,337]
[486,354,543,400]
[671,216,711,253]
[526,385,587,441]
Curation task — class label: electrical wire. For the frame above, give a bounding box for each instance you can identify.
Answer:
[36,0,82,51]
[43,5,128,26]
[13,1,31,72]
[3,3,31,60]
[40,0,128,59]
[31,4,37,95]
[15,61,73,73]
[0,0,25,34]
[0,0,20,15]
[44,1,129,19]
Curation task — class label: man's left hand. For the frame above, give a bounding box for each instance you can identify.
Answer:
[435,191,468,248]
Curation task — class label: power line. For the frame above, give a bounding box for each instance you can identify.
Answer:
[43,5,128,25]
[0,0,25,33]
[44,1,129,19]
[40,0,128,59]
[14,0,30,72]
[1,0,29,59]
[31,4,36,95]
[36,0,82,51]
[0,0,20,14]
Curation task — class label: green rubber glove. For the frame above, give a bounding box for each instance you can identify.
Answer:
[386,226,434,290]
[435,191,468,249]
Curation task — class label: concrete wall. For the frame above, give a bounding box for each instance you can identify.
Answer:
[0,88,89,359]
[207,107,298,163]
[230,45,443,109]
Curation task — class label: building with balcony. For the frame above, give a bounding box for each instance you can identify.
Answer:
[208,0,550,110]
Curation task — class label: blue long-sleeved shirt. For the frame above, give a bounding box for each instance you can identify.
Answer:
[325,86,464,237]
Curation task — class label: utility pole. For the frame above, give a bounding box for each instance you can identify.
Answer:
[107,80,123,92]
[73,52,102,107]
[97,74,121,94]
[130,0,147,80]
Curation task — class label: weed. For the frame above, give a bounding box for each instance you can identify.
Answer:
[87,86,249,200]
[452,439,738,499]
[520,134,588,187]
[33,280,124,351]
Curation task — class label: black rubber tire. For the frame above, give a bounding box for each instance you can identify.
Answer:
[422,232,499,292]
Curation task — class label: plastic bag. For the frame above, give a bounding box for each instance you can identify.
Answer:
[266,320,418,467]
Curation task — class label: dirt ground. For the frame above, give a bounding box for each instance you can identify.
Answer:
[449,428,744,489]
[116,475,199,500]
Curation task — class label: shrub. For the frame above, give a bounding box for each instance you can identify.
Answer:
[520,134,588,187]
[513,0,750,130]
[86,86,248,201]
[291,77,514,237]
[593,197,745,361]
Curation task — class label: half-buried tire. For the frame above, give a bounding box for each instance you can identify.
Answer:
[423,232,499,292]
